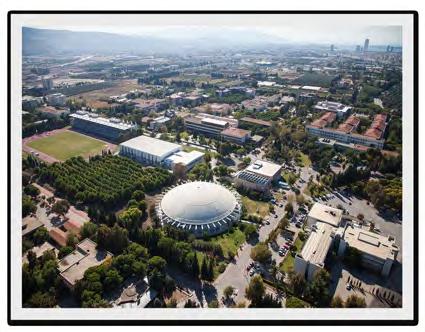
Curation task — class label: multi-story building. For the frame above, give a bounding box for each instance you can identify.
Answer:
[220,127,251,145]
[58,239,113,289]
[119,135,204,172]
[22,95,43,111]
[41,76,54,91]
[70,111,138,141]
[306,113,387,149]
[45,93,66,107]
[149,116,170,131]
[338,224,399,277]
[294,222,336,281]
[234,160,282,192]
[314,101,352,118]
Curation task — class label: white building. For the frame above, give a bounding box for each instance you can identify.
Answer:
[119,135,204,172]
[338,225,399,278]
[234,160,282,192]
[314,101,352,118]
[307,203,343,228]
[294,222,336,281]
[119,135,181,166]
[164,150,204,172]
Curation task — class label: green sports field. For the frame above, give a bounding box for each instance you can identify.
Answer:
[27,130,109,161]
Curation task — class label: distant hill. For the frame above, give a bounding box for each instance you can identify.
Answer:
[22,27,171,55]
[22,27,284,55]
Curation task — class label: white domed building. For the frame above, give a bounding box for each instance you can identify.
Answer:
[156,181,242,237]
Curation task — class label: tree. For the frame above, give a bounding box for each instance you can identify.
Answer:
[26,292,56,308]
[80,222,98,239]
[66,232,78,247]
[131,190,145,201]
[96,224,129,254]
[285,202,294,217]
[223,285,235,299]
[184,299,199,308]
[51,199,70,219]
[32,226,49,245]
[250,243,272,264]
[306,269,331,307]
[208,299,219,308]
[119,207,143,230]
[330,296,344,308]
[285,296,307,308]
[104,268,123,289]
[345,294,366,308]
[24,184,40,197]
[288,270,306,297]
[22,195,37,217]
[26,250,37,270]
[58,246,74,259]
[245,275,265,306]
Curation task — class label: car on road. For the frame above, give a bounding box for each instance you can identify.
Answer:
[274,214,278,218]
[279,203,283,207]
[265,220,270,225]
[249,269,255,276]
[346,283,352,291]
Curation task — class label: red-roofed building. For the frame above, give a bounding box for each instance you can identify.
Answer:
[49,228,68,247]
[63,219,83,235]
[220,127,251,145]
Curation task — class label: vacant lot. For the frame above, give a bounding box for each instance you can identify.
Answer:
[73,79,140,108]
[27,130,108,161]
[242,196,270,218]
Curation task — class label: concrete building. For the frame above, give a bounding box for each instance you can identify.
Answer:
[58,238,113,288]
[239,117,272,128]
[119,135,204,171]
[314,101,352,118]
[119,135,181,166]
[22,95,43,111]
[163,150,205,172]
[307,203,343,228]
[338,225,399,277]
[294,222,336,281]
[364,38,370,53]
[157,181,242,237]
[45,93,66,107]
[234,160,282,192]
[70,110,138,141]
[220,127,251,145]
[149,116,170,130]
[42,76,54,90]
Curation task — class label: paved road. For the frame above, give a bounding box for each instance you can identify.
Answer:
[214,198,289,305]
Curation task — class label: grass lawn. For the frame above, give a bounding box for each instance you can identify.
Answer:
[279,236,305,274]
[27,130,108,161]
[211,228,246,259]
[241,196,270,218]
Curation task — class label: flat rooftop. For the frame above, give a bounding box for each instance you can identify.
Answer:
[120,135,181,159]
[343,225,399,260]
[164,150,204,166]
[308,203,343,227]
[246,160,282,178]
[299,222,335,265]
[58,238,113,287]
[70,111,137,131]
[221,127,251,138]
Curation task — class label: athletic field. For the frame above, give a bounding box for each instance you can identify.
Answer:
[26,130,109,161]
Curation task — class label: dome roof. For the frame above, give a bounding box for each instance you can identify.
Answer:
[160,182,237,225]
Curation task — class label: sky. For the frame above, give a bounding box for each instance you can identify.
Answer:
[24,14,403,46]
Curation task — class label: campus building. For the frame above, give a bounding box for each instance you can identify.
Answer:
[234,160,282,192]
[294,222,336,281]
[157,181,242,237]
[45,93,66,107]
[314,101,352,118]
[306,113,387,149]
[119,135,204,172]
[295,203,344,281]
[220,127,251,145]
[338,224,399,278]
[58,239,113,289]
[70,110,138,142]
